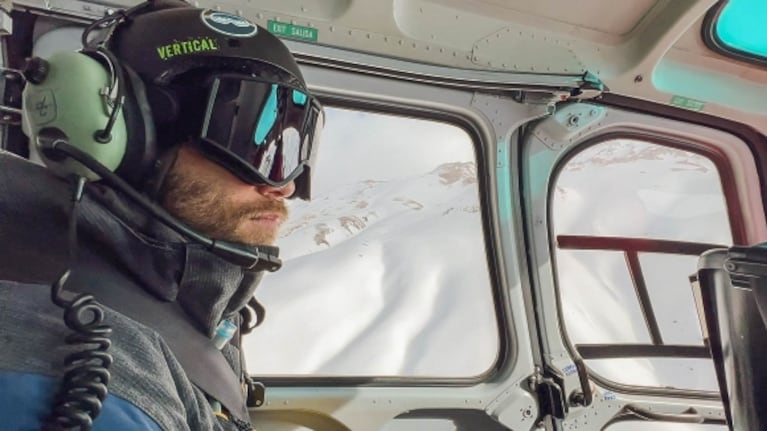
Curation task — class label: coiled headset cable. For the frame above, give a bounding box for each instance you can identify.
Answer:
[41,176,113,431]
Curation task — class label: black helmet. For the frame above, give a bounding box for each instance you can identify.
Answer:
[107,0,323,200]
[109,0,305,88]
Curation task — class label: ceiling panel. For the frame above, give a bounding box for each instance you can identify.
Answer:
[465,0,660,35]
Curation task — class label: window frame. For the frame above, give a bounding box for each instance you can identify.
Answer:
[251,93,511,387]
[548,131,745,399]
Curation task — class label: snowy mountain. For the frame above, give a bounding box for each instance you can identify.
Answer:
[244,161,498,376]
[555,140,731,245]
[279,161,478,257]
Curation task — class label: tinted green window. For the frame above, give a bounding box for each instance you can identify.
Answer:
[715,0,767,58]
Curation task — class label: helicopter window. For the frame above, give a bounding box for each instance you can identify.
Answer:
[705,0,767,66]
[552,138,731,391]
[242,106,499,379]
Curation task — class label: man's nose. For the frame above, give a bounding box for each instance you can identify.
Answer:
[255,181,296,200]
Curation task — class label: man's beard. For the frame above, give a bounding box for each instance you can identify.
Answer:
[159,168,288,246]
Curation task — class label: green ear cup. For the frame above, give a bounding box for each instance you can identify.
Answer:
[22,51,127,179]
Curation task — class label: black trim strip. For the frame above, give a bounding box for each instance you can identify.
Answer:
[577,344,711,359]
[295,52,585,93]
[557,235,725,255]
[626,251,663,345]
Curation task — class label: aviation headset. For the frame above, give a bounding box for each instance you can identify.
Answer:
[21,0,324,200]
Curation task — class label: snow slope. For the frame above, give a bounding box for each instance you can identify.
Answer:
[244,162,498,376]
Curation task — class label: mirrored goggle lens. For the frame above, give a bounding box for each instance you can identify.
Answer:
[200,77,323,186]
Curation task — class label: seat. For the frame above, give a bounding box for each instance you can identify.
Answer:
[697,245,767,431]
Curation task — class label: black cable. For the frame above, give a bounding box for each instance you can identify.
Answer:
[80,1,156,48]
[80,13,122,48]
[92,48,125,143]
[239,297,266,335]
[622,404,704,424]
[42,176,113,431]
[48,141,216,247]
[80,3,155,144]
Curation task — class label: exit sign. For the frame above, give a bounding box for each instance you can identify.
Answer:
[268,20,318,42]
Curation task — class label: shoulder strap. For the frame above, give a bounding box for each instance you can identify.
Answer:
[67,258,251,423]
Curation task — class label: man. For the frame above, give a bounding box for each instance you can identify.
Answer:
[0,0,322,429]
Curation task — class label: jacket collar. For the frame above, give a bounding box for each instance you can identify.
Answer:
[0,152,268,336]
[82,177,269,337]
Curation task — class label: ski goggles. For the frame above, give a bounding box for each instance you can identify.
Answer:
[198,74,324,200]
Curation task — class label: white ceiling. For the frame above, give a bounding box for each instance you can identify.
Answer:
[16,0,767,132]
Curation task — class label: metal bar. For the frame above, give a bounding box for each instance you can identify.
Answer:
[288,42,589,93]
[557,235,725,256]
[623,404,704,424]
[0,104,21,114]
[626,251,664,345]
[577,343,711,359]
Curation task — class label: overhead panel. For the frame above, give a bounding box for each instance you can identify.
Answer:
[392,0,662,74]
[471,26,586,73]
[203,0,352,20]
[393,0,506,51]
[472,0,659,36]
[15,0,662,76]
[393,0,660,46]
